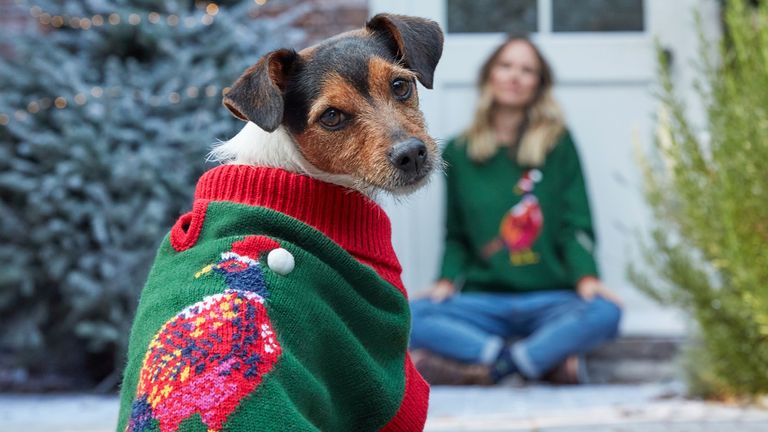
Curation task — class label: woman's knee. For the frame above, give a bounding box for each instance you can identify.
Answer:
[592,297,622,337]
[410,298,435,320]
[409,298,437,345]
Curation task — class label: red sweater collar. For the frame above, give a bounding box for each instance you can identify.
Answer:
[194,165,406,295]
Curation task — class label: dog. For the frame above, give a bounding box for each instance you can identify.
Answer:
[117,13,443,432]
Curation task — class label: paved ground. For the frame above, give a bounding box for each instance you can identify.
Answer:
[1,383,767,431]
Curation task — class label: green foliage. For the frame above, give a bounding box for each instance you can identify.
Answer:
[631,0,768,398]
[0,0,302,388]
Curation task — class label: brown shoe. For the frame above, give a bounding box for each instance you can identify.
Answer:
[542,355,584,385]
[411,349,493,386]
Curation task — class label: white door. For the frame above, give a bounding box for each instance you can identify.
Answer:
[370,0,719,336]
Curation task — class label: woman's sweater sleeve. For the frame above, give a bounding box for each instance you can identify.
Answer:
[438,141,471,282]
[556,132,600,284]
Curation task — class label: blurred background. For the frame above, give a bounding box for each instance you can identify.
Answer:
[1,0,767,426]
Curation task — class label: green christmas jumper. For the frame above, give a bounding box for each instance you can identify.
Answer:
[439,130,599,293]
[118,165,429,432]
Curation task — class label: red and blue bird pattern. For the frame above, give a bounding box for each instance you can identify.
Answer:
[127,236,283,432]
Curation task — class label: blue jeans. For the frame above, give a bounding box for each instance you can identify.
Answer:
[409,290,621,379]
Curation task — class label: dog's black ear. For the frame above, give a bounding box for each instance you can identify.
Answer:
[366,14,444,89]
[223,49,298,132]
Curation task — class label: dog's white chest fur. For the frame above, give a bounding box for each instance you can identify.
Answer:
[209,122,360,193]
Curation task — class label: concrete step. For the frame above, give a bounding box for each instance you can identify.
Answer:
[585,336,685,384]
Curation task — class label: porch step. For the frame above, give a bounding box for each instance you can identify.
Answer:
[585,336,685,384]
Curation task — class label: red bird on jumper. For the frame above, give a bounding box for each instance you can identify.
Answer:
[127,236,282,432]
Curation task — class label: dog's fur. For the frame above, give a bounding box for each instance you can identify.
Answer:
[210,13,444,197]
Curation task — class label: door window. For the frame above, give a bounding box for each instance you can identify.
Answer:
[447,0,644,34]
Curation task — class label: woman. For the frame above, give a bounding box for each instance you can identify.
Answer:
[410,36,622,385]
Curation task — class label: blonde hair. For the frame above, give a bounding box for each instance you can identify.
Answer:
[464,37,565,166]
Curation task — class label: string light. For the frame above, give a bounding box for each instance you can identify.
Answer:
[1,85,227,126]
[21,2,242,31]
[18,0,271,31]
[0,1,276,127]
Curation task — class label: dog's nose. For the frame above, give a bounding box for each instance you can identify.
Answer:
[389,138,428,174]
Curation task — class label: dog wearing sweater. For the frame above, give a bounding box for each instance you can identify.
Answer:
[117,13,443,432]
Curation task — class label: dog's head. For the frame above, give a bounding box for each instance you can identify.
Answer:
[222,13,444,195]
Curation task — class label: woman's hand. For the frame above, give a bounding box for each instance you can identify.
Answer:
[427,279,457,303]
[577,276,623,306]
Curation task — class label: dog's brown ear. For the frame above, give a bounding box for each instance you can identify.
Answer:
[366,14,444,89]
[223,49,298,132]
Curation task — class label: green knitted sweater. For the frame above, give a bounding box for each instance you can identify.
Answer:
[439,131,599,292]
[117,165,429,432]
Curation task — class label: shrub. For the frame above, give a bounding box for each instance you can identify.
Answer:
[0,0,304,389]
[630,0,768,398]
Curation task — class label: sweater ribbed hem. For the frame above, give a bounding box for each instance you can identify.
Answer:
[194,165,406,294]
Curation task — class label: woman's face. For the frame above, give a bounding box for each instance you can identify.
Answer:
[488,41,542,109]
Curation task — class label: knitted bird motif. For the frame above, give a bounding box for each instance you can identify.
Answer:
[481,170,544,261]
[499,194,543,251]
[127,236,284,432]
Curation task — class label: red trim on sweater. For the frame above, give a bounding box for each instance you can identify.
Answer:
[194,165,407,295]
[170,200,209,252]
[381,353,430,432]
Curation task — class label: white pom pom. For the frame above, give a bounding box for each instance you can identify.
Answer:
[267,248,294,275]
[530,169,543,182]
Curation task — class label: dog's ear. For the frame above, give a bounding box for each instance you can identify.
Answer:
[223,49,298,132]
[366,14,444,89]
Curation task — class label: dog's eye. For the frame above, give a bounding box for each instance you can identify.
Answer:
[391,78,412,100]
[319,108,348,130]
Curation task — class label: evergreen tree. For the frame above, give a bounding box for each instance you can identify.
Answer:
[0,0,305,389]
[631,0,768,398]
